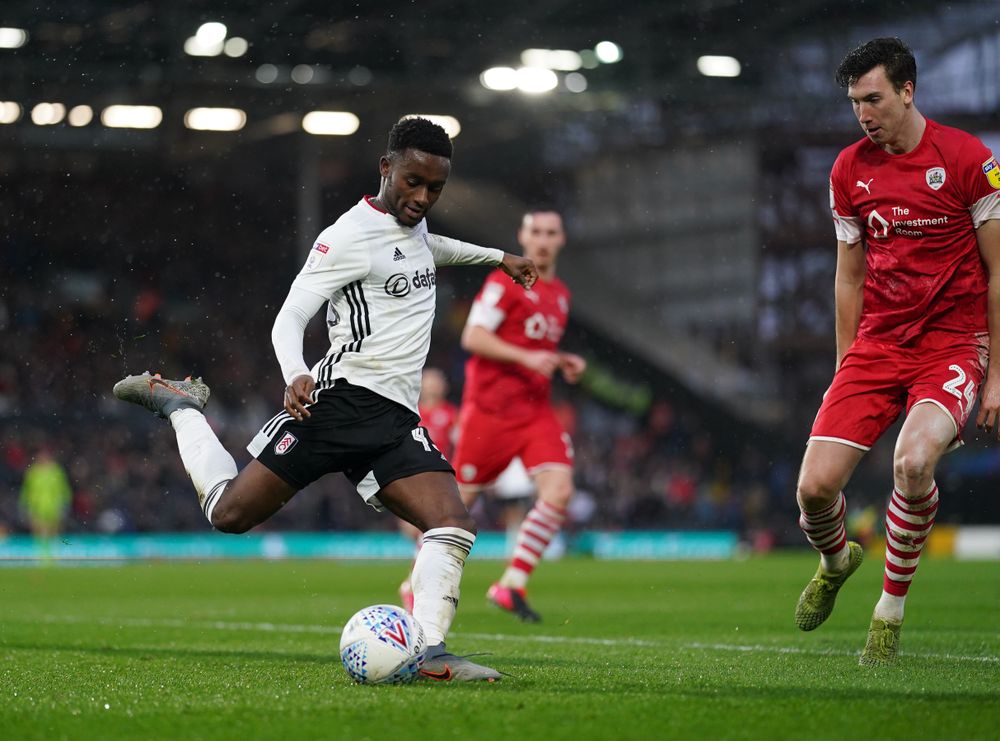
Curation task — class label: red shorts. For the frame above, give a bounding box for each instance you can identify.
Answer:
[451,404,574,485]
[810,334,988,450]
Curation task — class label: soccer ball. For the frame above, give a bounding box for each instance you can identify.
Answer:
[339,604,426,684]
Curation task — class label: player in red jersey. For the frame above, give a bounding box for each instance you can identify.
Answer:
[792,38,1000,666]
[451,208,586,622]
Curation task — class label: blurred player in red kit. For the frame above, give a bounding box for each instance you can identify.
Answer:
[792,38,1000,665]
[452,207,586,622]
[417,368,458,460]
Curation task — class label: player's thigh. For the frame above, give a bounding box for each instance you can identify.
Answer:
[378,471,474,534]
[904,338,988,454]
[894,402,962,482]
[810,340,905,451]
[212,459,299,532]
[459,482,483,508]
[797,440,866,508]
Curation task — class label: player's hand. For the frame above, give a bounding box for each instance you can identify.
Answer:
[520,349,561,378]
[975,375,1000,439]
[559,353,587,384]
[500,253,538,290]
[284,374,316,421]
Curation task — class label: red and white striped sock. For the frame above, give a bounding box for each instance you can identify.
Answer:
[499,500,566,590]
[875,483,939,622]
[798,491,849,574]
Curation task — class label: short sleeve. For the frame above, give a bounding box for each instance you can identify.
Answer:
[466,273,512,331]
[957,137,1000,228]
[830,150,863,244]
[291,222,370,298]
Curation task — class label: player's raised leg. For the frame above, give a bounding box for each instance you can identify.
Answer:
[794,439,866,631]
[379,471,501,682]
[861,403,949,666]
[113,372,299,531]
[488,466,572,623]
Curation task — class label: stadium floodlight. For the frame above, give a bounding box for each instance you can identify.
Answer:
[594,41,623,64]
[256,64,279,83]
[480,66,518,91]
[101,105,163,129]
[31,102,66,126]
[405,114,461,139]
[67,105,93,127]
[302,111,360,136]
[515,66,558,94]
[520,48,583,72]
[196,22,227,46]
[0,101,22,124]
[184,22,227,57]
[697,55,741,77]
[564,72,588,93]
[0,27,28,49]
[184,107,247,132]
[223,37,248,57]
[291,65,315,84]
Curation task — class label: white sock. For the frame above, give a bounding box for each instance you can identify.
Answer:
[411,527,475,647]
[874,590,906,623]
[169,408,237,525]
[821,544,850,575]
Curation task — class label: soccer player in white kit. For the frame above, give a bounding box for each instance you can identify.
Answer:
[114,117,538,682]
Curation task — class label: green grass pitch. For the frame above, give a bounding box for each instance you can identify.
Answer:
[1,553,998,739]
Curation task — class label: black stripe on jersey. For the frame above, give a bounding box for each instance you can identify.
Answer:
[336,281,371,360]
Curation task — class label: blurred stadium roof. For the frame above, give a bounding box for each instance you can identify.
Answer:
[3,0,987,164]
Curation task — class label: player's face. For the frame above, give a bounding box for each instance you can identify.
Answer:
[847,65,914,152]
[378,148,451,227]
[517,211,565,271]
[420,369,447,404]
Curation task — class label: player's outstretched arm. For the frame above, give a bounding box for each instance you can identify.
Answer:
[974,219,1000,437]
[500,252,537,290]
[461,324,559,377]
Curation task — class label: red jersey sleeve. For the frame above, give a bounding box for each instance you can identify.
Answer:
[830,147,864,243]
[955,137,1000,228]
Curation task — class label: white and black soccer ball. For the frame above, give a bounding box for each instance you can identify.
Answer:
[339,604,426,684]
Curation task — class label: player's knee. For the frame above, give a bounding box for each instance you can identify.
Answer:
[210,500,255,534]
[796,475,839,511]
[429,511,478,536]
[539,480,573,509]
[893,451,933,492]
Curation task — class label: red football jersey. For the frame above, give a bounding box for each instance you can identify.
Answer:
[418,400,458,459]
[461,270,571,417]
[830,119,1000,345]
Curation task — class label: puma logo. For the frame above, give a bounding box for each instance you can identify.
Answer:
[856,178,873,194]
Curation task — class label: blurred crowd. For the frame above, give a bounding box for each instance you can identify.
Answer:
[4,158,996,547]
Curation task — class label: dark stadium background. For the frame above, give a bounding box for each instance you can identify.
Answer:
[3,0,1000,547]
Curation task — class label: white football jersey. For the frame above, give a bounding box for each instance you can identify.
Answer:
[290,197,503,412]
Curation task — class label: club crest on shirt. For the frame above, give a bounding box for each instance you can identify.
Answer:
[925,167,946,191]
[984,157,1000,190]
[274,431,298,456]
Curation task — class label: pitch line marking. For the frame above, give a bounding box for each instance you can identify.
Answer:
[683,641,1000,664]
[12,616,1000,662]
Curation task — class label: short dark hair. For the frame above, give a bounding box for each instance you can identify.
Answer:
[836,37,916,91]
[523,205,562,220]
[386,116,453,159]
